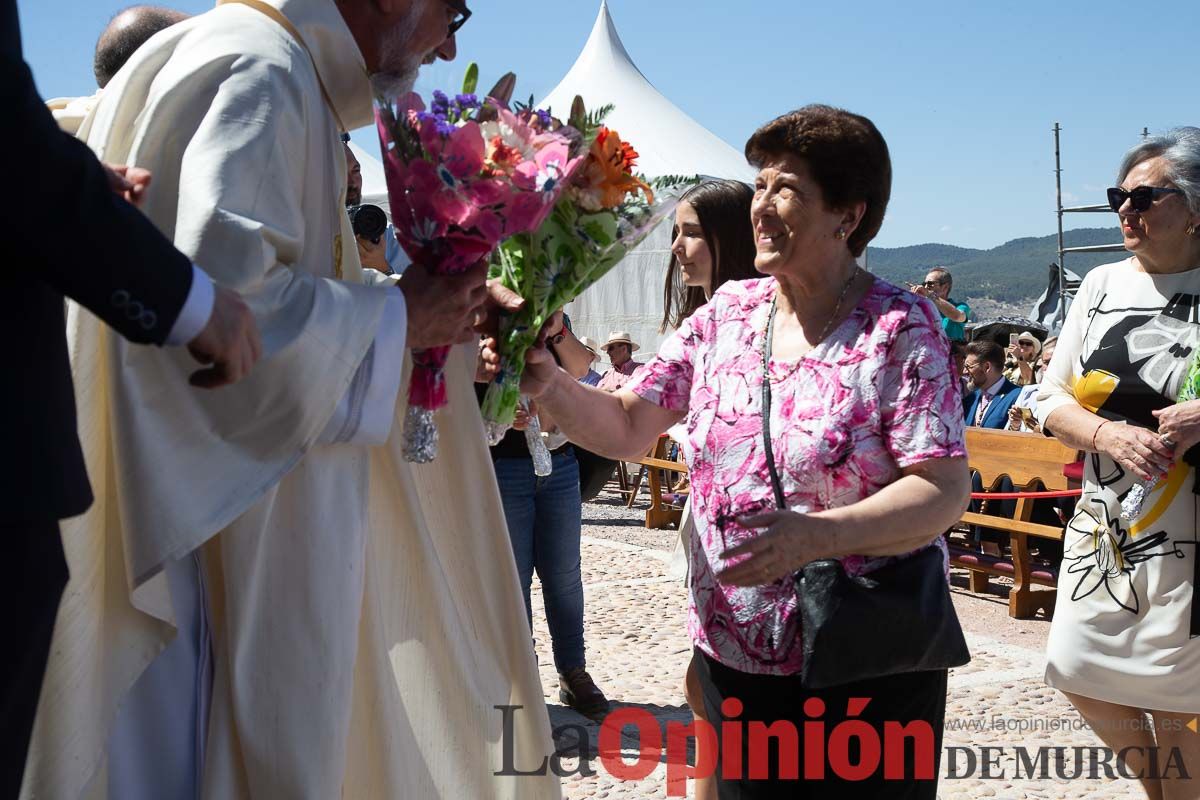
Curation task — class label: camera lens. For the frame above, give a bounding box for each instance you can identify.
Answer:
[347,204,388,243]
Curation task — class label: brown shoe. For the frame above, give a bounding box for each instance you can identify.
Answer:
[558,667,610,720]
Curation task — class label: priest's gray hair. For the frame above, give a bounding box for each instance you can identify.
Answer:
[1118,127,1200,215]
[368,2,423,100]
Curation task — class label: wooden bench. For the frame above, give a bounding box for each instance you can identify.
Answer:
[638,435,689,529]
[952,428,1079,619]
[611,435,690,529]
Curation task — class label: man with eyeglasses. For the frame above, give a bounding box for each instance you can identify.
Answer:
[911,266,971,342]
[24,1,560,799]
[962,340,1022,430]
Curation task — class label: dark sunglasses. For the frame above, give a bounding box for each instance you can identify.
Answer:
[922,279,946,288]
[1107,185,1184,213]
[444,0,471,36]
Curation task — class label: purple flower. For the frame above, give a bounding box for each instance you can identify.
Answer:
[431,90,450,115]
[455,93,479,109]
[535,109,553,128]
[435,120,456,137]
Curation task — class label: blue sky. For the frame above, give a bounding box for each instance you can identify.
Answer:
[17,0,1195,250]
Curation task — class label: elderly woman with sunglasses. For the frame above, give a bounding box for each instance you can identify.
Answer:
[1034,127,1200,800]
[512,105,970,798]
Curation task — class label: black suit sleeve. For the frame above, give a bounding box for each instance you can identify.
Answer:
[2,0,193,346]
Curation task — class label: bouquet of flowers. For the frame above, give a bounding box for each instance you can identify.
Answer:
[479,97,694,468]
[376,65,582,462]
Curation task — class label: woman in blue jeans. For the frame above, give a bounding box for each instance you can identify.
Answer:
[476,319,610,719]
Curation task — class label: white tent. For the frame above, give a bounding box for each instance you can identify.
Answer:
[541,0,757,357]
[349,141,391,212]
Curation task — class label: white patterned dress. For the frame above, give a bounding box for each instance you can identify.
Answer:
[1036,258,1200,712]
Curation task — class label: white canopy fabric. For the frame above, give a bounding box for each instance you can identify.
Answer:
[350,141,391,213]
[542,0,757,357]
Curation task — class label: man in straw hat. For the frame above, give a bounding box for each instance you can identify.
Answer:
[578,336,603,386]
[597,331,643,392]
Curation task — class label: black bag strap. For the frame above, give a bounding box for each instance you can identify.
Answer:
[761,297,787,511]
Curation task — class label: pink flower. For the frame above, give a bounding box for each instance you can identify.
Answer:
[441,231,494,272]
[505,192,553,235]
[395,91,426,117]
[514,140,576,195]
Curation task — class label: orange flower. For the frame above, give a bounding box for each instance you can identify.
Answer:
[572,127,653,211]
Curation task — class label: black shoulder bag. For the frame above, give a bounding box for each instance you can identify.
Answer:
[760,300,970,689]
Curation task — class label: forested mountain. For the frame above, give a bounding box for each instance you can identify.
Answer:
[866,227,1125,303]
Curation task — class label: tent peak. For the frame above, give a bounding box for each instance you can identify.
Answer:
[539,5,755,182]
[582,0,642,79]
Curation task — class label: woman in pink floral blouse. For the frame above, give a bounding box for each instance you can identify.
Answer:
[519,105,970,798]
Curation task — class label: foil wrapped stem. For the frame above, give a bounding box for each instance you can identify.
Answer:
[402,405,439,463]
[523,401,553,477]
[1120,478,1157,523]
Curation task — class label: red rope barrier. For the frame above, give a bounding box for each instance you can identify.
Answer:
[969,489,1082,500]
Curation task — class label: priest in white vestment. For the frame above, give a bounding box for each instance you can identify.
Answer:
[21,1,561,798]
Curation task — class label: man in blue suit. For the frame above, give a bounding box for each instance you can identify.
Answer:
[962,339,1025,553]
[963,340,1022,429]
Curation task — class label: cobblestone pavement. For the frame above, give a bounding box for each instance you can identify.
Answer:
[523,496,1150,799]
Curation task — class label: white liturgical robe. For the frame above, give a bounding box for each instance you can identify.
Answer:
[21,1,560,798]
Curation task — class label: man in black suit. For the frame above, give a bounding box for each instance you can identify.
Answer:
[1,2,261,793]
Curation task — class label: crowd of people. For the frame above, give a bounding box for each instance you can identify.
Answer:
[6,0,1200,798]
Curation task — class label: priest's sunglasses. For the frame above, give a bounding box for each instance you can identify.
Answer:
[444,0,471,36]
[1107,185,1184,213]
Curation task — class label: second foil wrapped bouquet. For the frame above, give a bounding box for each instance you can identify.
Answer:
[375,66,581,462]
[479,98,692,464]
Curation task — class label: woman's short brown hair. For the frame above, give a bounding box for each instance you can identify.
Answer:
[744,104,891,257]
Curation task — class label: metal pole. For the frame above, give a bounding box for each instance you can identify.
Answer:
[1054,123,1066,327]
[1143,127,1150,140]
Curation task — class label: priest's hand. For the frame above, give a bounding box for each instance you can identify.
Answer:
[187,285,263,388]
[399,261,491,349]
[472,279,525,338]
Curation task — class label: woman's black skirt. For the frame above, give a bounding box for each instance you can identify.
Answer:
[694,648,947,799]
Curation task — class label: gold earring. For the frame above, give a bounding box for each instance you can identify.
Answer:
[834,228,846,240]
[1188,223,1198,236]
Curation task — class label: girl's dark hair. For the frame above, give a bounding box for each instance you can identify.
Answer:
[660,180,759,331]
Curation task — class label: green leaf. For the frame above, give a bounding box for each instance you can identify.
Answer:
[584,103,614,131]
[649,173,701,192]
[461,62,479,96]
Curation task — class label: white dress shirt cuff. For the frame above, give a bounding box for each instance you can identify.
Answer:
[319,287,407,446]
[164,265,215,346]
